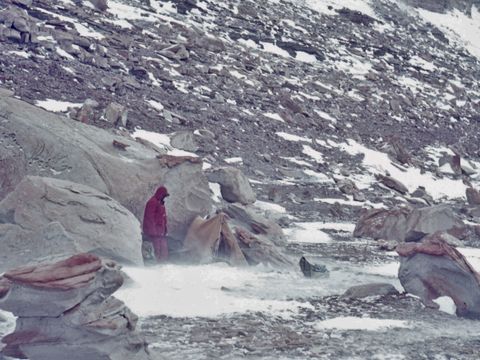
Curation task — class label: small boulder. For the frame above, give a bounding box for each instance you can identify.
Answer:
[353,207,411,242]
[377,174,408,194]
[354,205,463,243]
[104,102,128,127]
[170,131,199,153]
[208,167,256,205]
[335,178,358,195]
[299,256,329,278]
[341,283,399,299]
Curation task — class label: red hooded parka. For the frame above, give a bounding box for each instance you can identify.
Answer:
[143,186,169,261]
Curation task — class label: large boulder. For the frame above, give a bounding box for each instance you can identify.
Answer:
[208,167,256,205]
[0,254,150,360]
[0,176,143,270]
[404,205,463,242]
[397,232,480,319]
[354,205,463,242]
[224,203,286,247]
[353,207,410,242]
[0,95,212,242]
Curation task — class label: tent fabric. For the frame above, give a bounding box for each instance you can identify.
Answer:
[183,213,248,266]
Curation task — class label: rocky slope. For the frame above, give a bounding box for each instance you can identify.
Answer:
[1,0,480,359]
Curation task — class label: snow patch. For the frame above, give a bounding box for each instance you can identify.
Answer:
[276,132,312,143]
[224,157,243,164]
[340,139,467,200]
[261,42,290,58]
[263,112,284,122]
[302,145,323,162]
[35,99,83,112]
[254,201,286,214]
[132,129,198,157]
[433,296,456,315]
[416,6,480,60]
[285,223,332,244]
[147,99,164,112]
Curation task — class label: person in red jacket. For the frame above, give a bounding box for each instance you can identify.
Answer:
[143,186,169,262]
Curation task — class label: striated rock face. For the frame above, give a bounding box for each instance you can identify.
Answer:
[0,176,143,270]
[0,95,212,242]
[0,253,151,360]
[397,232,480,319]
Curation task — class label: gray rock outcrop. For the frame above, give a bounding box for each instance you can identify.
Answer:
[354,205,463,242]
[397,232,480,319]
[341,283,399,299]
[0,176,143,270]
[225,203,286,247]
[208,167,256,205]
[0,95,212,242]
[0,253,151,360]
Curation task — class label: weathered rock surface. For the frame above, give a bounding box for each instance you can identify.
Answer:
[224,203,286,247]
[397,232,480,319]
[0,96,212,242]
[234,227,293,268]
[0,176,143,270]
[353,207,411,242]
[341,283,399,299]
[208,167,256,205]
[404,205,463,242]
[354,205,463,242]
[466,187,480,205]
[377,174,409,195]
[0,253,150,360]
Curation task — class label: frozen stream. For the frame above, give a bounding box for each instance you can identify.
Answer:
[116,258,402,319]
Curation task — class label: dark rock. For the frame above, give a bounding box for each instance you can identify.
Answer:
[337,7,376,26]
[377,174,409,194]
[89,0,109,11]
[377,239,397,251]
[354,207,411,242]
[335,178,358,195]
[299,256,329,278]
[466,187,480,205]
